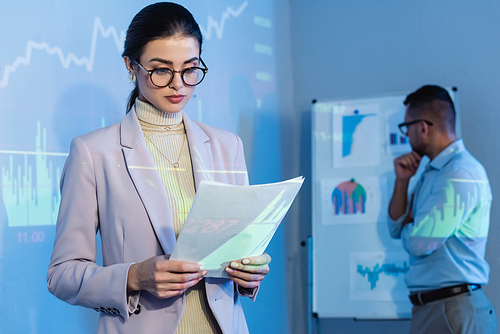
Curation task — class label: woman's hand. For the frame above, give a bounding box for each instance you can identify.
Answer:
[225,253,271,289]
[127,255,206,299]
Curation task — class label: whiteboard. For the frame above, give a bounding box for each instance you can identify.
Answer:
[311,88,460,319]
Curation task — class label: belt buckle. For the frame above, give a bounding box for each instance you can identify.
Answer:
[417,292,424,305]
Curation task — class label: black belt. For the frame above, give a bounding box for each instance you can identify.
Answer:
[409,284,481,306]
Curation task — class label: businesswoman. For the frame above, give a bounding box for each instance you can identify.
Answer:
[47,3,271,333]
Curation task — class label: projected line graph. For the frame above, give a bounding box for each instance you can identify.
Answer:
[200,1,248,39]
[2,122,63,227]
[0,18,125,91]
[357,262,409,290]
[1,2,250,92]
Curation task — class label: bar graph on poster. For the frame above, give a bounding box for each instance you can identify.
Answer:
[311,88,459,319]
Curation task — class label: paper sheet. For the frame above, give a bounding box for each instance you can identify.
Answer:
[170,176,304,277]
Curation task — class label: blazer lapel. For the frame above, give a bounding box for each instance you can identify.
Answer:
[183,113,214,188]
[120,109,176,254]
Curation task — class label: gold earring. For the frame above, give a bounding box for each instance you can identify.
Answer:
[129,72,136,83]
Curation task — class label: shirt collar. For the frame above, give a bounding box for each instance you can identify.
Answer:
[428,139,465,170]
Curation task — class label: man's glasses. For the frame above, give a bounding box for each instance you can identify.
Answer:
[398,119,433,136]
[133,58,208,87]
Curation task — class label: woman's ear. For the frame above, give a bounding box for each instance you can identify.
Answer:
[124,57,135,73]
[124,57,137,83]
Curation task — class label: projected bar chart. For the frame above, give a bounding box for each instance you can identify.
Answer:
[0,1,280,333]
[1,122,65,227]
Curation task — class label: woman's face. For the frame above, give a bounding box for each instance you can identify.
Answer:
[126,36,200,113]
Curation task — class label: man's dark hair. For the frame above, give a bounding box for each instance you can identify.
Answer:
[404,85,455,132]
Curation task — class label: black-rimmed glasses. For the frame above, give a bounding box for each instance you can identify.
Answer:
[398,119,433,136]
[133,58,208,87]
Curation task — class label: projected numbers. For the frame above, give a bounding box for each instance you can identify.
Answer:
[17,230,46,243]
[182,218,240,234]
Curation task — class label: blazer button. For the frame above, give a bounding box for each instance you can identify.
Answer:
[133,304,141,315]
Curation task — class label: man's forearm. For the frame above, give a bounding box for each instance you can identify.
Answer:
[388,179,410,220]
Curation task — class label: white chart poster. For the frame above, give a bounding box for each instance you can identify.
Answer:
[312,88,459,319]
[332,102,381,168]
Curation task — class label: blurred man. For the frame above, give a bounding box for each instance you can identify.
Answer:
[388,85,497,334]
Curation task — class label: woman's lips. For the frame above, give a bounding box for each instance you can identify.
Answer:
[165,95,185,104]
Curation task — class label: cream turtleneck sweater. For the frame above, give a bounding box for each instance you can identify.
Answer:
[135,99,222,334]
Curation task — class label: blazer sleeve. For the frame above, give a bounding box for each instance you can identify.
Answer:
[46,137,133,320]
[234,133,249,186]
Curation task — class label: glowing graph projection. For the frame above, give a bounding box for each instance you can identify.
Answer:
[0,1,279,333]
[357,262,409,290]
[332,179,366,214]
[0,18,125,90]
[0,2,249,91]
[200,1,249,40]
[2,122,65,227]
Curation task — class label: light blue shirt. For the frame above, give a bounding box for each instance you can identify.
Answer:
[389,139,491,291]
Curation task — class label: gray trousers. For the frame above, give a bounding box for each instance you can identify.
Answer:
[410,289,497,334]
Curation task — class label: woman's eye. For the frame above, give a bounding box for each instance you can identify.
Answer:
[154,68,171,76]
[184,68,197,74]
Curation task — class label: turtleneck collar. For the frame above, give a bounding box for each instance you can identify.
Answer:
[134,98,183,127]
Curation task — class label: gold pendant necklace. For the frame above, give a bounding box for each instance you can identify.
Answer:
[144,135,186,169]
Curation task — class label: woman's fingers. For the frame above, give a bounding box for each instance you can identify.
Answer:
[224,253,271,289]
[129,256,207,298]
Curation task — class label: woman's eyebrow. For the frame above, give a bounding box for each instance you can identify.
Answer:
[148,57,200,65]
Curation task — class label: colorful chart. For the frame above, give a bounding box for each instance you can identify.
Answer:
[321,176,387,225]
[385,106,412,154]
[389,132,408,146]
[332,179,366,215]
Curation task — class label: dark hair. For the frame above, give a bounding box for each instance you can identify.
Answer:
[122,2,203,113]
[404,85,455,130]
[404,85,455,114]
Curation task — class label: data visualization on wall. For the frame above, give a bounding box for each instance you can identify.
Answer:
[0,1,280,333]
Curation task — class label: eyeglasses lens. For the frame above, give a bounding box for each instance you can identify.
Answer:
[151,68,203,87]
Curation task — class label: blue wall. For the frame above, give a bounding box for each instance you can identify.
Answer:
[0,1,288,333]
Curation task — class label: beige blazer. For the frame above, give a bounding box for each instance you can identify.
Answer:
[47,108,254,334]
